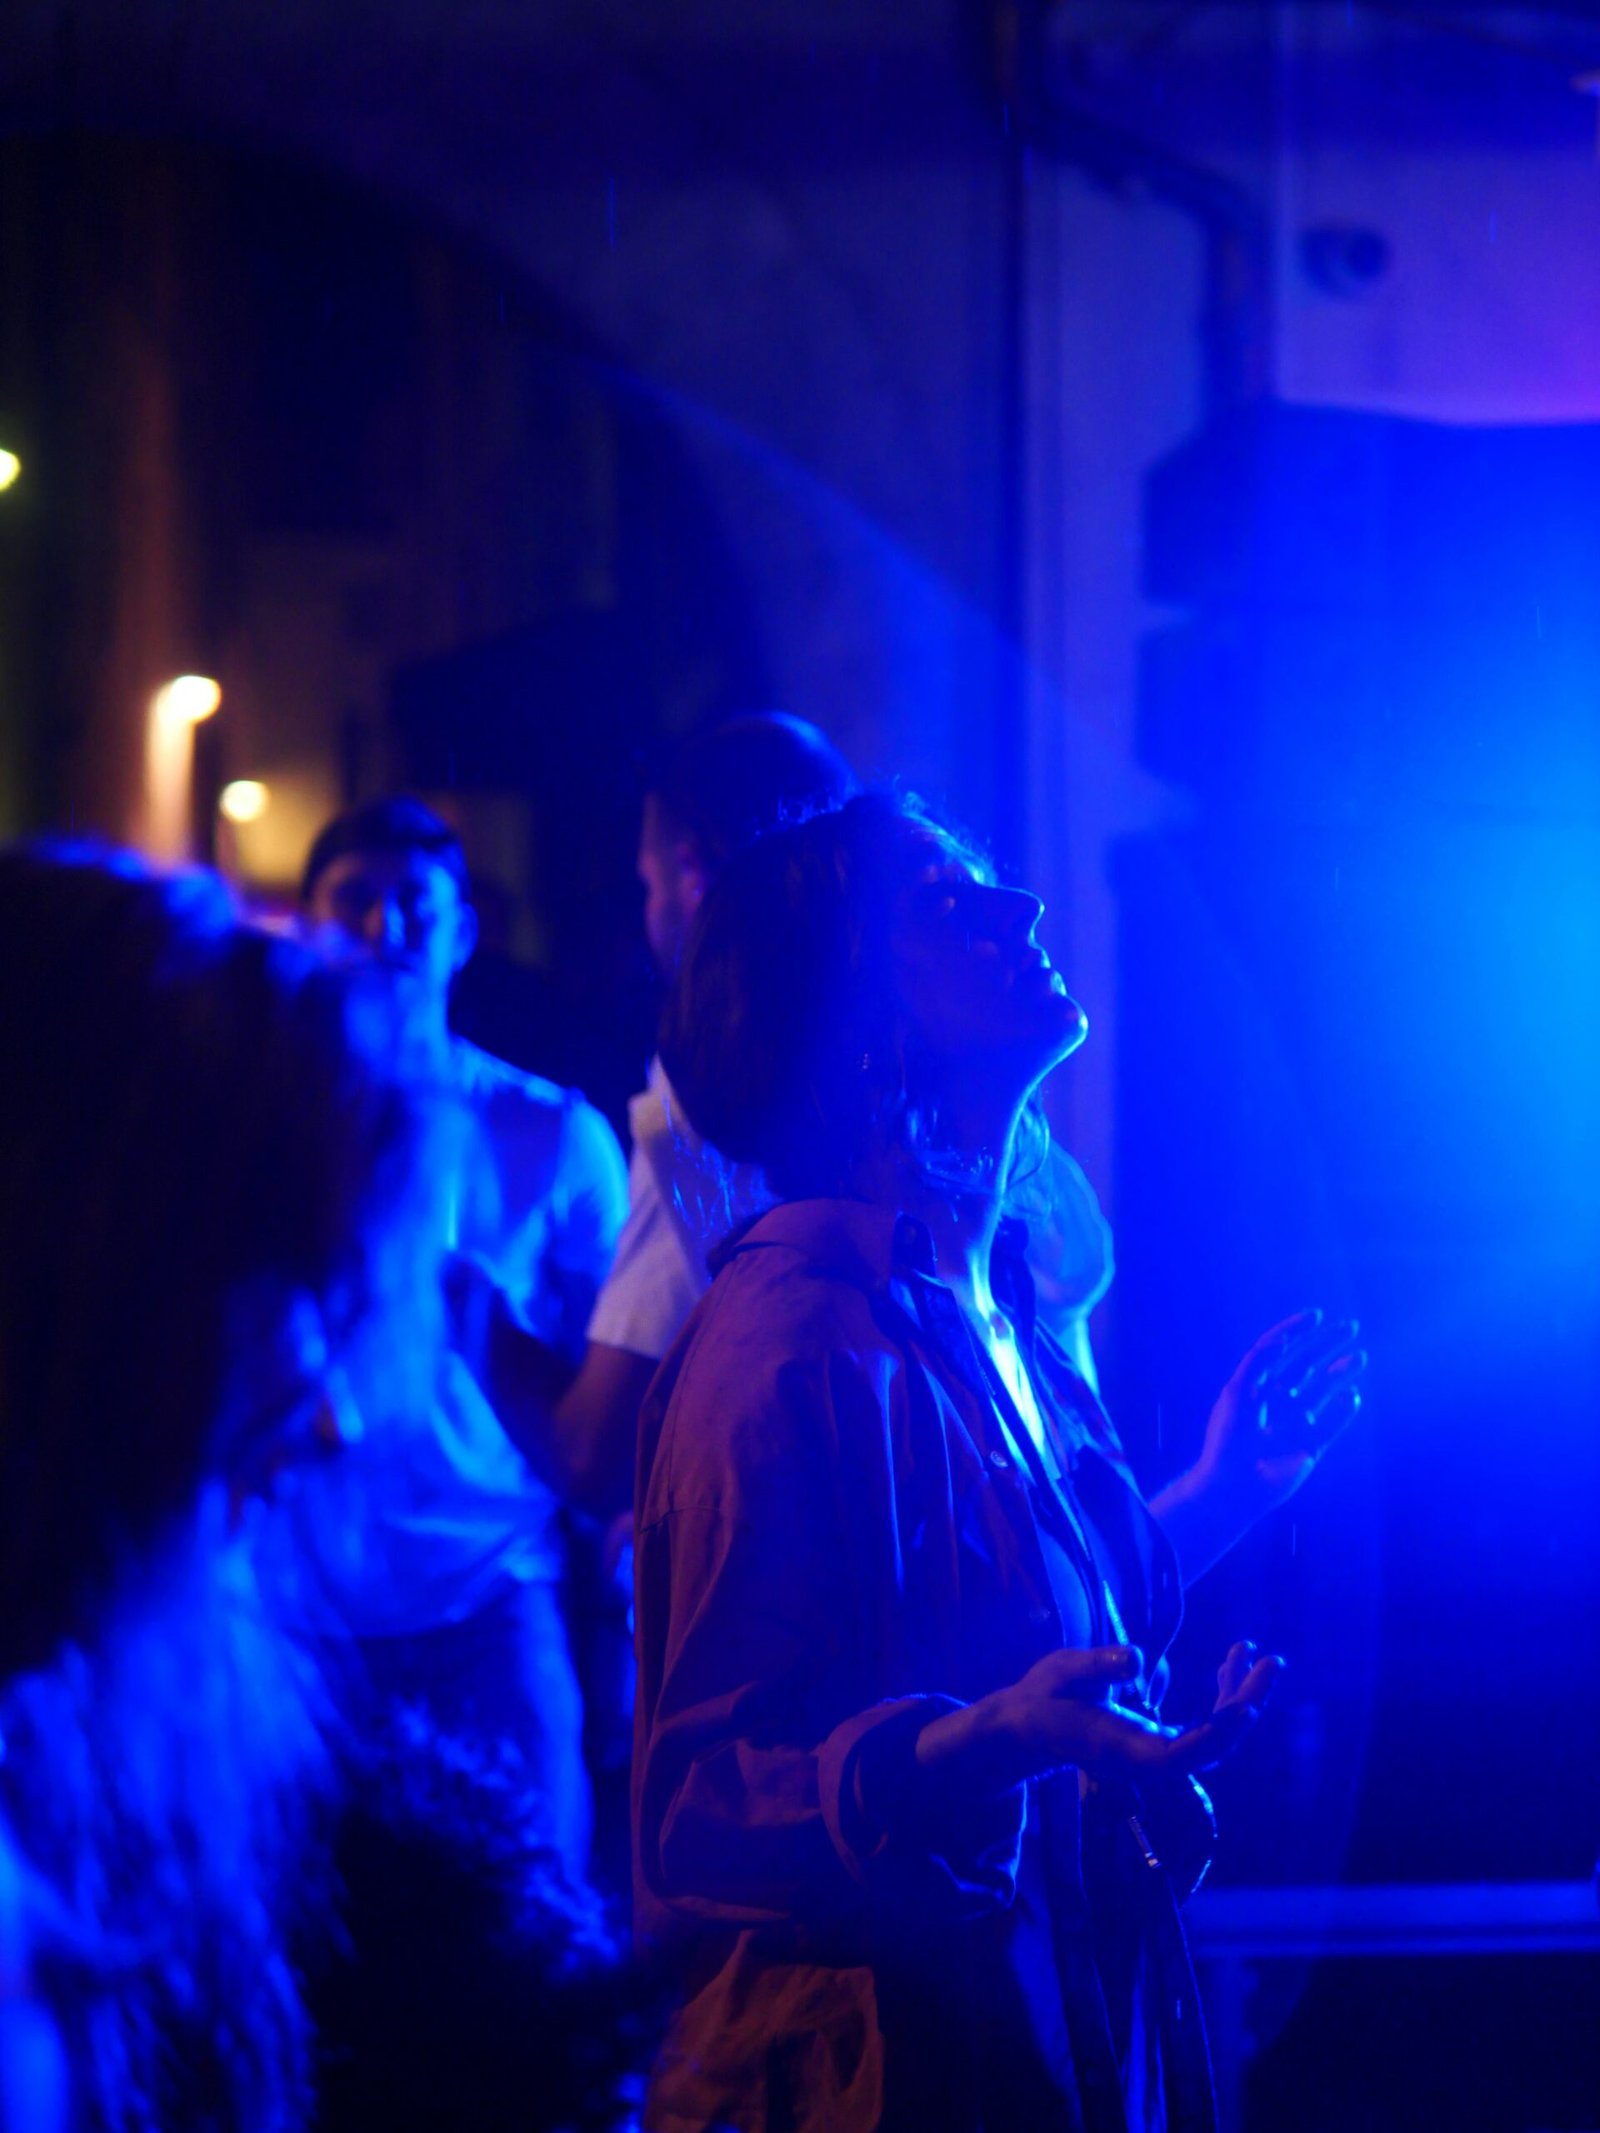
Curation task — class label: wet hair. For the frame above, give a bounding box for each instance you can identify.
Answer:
[661,791,1046,1205]
[1,1513,333,2132]
[312,1703,659,2133]
[0,843,440,1683]
[300,795,470,906]
[644,713,858,878]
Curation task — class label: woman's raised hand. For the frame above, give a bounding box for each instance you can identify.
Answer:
[1152,1310,1366,1583]
[1202,1310,1365,1508]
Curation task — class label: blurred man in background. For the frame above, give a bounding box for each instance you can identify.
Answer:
[295,795,628,1880]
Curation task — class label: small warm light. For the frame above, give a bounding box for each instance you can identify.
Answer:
[152,674,222,726]
[219,779,270,825]
[0,450,20,491]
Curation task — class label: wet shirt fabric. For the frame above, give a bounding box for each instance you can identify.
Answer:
[632,1198,1208,2133]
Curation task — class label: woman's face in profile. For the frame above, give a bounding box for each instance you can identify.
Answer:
[888,829,1087,1086]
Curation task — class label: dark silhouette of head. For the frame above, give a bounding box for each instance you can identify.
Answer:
[300,795,469,907]
[638,714,857,974]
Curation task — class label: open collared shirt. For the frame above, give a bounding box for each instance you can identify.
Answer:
[632,1197,1192,2133]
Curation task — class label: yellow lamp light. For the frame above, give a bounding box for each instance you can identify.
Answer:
[152,674,222,726]
[219,779,270,825]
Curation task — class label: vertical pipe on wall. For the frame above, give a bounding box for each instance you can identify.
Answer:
[991,0,1035,875]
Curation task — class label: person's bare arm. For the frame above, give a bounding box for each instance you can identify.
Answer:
[552,1340,657,1516]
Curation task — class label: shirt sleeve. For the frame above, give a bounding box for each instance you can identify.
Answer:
[634,1347,1026,1939]
[535,1095,628,1357]
[585,1149,707,1360]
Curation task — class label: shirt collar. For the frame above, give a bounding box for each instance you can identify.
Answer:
[710,1196,1034,1300]
[706,1197,926,1284]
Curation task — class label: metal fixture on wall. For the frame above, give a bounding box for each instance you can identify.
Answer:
[997,0,1275,419]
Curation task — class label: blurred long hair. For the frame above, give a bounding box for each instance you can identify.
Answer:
[2,1506,332,2131]
[0,844,446,2130]
[0,846,442,1680]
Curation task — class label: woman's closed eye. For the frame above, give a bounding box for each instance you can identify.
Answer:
[910,869,976,925]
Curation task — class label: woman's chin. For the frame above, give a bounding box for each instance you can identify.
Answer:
[1005,997,1087,1087]
[1015,962,1084,1019]
[1042,989,1089,1061]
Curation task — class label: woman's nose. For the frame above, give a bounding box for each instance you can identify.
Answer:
[985,884,1044,937]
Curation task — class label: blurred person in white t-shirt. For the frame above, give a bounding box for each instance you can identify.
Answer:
[287,796,628,1881]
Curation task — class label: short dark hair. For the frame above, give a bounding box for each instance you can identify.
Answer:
[646,714,857,880]
[300,796,469,906]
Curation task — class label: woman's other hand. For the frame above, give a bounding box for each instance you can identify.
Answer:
[911,1639,1285,1809]
[1207,1637,1286,1760]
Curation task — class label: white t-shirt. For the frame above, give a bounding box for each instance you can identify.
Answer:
[587,1057,772,1361]
[448,1040,630,1352]
[270,1041,629,1636]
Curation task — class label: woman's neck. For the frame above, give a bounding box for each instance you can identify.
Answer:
[915,1184,1002,1322]
[859,1080,1029,1322]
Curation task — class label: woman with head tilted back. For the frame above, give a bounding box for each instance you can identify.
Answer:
[633,794,1363,2133]
[0,845,442,2132]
